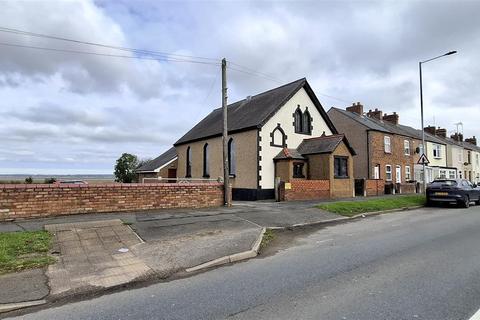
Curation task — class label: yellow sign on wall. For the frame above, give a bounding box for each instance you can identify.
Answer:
[285,183,292,190]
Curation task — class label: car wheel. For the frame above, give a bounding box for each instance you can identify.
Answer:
[463,196,470,208]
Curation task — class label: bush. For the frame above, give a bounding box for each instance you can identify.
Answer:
[25,176,33,184]
[44,177,57,184]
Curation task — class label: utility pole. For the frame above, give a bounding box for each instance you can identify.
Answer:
[418,50,457,193]
[419,61,426,194]
[221,58,231,206]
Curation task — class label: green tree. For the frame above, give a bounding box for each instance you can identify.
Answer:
[44,177,56,184]
[114,153,139,183]
[25,176,33,184]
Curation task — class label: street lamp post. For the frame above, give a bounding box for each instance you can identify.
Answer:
[419,51,457,193]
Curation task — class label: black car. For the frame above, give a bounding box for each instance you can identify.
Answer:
[426,179,480,208]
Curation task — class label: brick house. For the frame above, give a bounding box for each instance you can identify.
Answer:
[328,103,453,193]
[170,78,356,200]
[135,147,178,183]
[425,127,480,183]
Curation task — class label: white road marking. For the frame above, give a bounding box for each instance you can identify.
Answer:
[469,308,480,320]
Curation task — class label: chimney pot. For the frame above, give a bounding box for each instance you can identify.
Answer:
[346,102,363,115]
[383,112,400,125]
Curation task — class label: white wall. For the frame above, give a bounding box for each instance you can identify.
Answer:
[259,87,333,189]
[426,141,447,167]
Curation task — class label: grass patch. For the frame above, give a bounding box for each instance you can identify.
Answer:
[259,229,276,251]
[317,195,426,217]
[0,231,55,275]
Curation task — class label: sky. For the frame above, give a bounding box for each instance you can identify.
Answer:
[0,0,479,175]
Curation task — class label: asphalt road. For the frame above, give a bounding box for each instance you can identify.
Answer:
[8,205,480,320]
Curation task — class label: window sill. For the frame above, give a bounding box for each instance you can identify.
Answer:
[334,176,349,179]
[293,175,305,179]
[229,174,236,179]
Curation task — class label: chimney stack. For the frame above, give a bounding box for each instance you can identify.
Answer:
[366,108,383,120]
[382,112,399,125]
[423,125,436,136]
[450,132,464,142]
[465,136,477,146]
[346,102,363,115]
[436,128,447,138]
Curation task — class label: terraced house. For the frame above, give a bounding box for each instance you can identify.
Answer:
[141,78,356,201]
[328,103,453,194]
[424,127,480,183]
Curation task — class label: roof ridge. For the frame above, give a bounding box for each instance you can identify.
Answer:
[204,78,306,113]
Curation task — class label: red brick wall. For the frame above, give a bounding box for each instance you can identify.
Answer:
[285,179,330,201]
[399,183,416,194]
[369,131,418,183]
[366,179,385,196]
[0,183,224,221]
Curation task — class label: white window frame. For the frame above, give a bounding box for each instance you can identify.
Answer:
[384,136,391,153]
[449,170,456,179]
[439,170,446,179]
[405,165,411,181]
[404,140,410,155]
[433,144,442,159]
[386,165,392,181]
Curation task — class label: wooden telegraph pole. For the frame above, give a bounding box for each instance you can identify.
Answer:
[221,58,231,206]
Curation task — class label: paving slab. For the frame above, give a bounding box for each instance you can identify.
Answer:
[233,201,340,228]
[44,219,153,297]
[132,218,262,277]
[0,269,49,304]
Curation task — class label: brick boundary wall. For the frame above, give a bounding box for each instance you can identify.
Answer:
[399,182,416,194]
[0,183,224,221]
[365,179,385,196]
[285,179,330,201]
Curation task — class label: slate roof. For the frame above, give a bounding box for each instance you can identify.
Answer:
[329,108,389,133]
[273,148,306,160]
[135,147,177,173]
[329,107,446,144]
[297,134,356,156]
[175,78,338,145]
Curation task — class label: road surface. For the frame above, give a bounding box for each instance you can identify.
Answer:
[8,206,480,320]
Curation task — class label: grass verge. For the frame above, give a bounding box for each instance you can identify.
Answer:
[317,195,426,217]
[259,229,276,251]
[0,231,55,275]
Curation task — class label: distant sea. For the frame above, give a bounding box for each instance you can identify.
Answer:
[0,174,115,183]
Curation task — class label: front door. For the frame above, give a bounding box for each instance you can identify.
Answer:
[167,169,177,183]
[396,166,402,183]
[374,165,380,179]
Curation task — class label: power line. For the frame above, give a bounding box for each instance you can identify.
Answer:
[0,42,220,65]
[0,26,219,62]
[0,25,353,104]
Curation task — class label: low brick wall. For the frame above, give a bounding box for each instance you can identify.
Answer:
[285,179,330,201]
[399,182,416,194]
[0,183,224,221]
[366,179,385,196]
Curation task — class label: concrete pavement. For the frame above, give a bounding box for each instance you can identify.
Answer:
[8,205,480,320]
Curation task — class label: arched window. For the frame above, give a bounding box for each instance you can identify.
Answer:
[228,138,236,176]
[186,146,192,178]
[294,107,303,133]
[203,143,210,178]
[303,109,311,134]
[270,124,286,147]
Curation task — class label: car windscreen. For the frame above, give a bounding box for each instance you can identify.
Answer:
[429,180,457,187]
